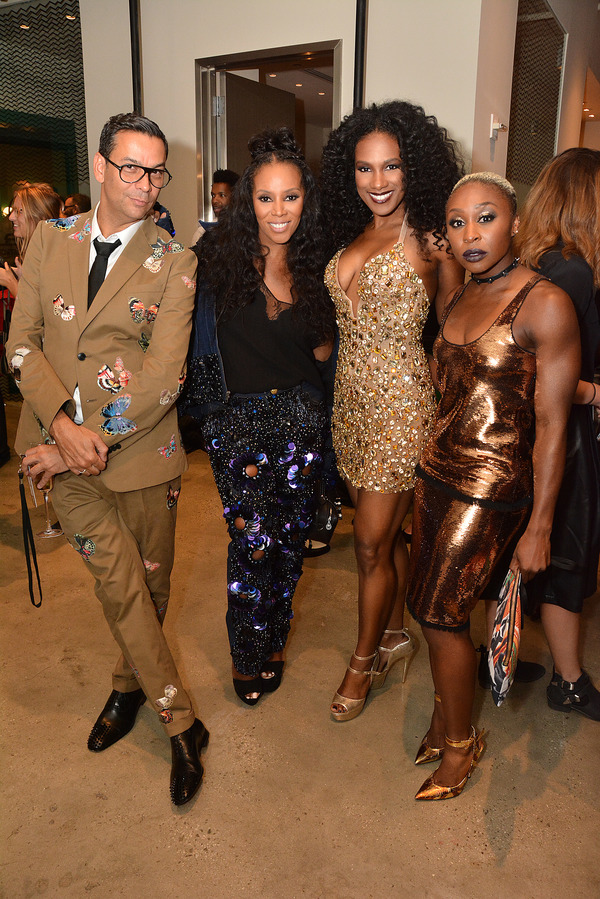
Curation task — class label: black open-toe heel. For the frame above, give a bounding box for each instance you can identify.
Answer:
[233,676,264,706]
[260,661,285,693]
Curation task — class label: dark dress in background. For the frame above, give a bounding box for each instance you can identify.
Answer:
[526,248,600,612]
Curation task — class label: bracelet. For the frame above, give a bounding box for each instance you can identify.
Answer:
[589,382,597,405]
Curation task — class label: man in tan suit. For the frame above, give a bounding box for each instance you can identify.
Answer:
[8,113,207,807]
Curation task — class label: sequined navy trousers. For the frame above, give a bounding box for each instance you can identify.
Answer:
[202,387,327,676]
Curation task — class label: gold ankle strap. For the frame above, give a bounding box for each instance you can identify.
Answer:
[348,650,377,676]
[445,727,475,750]
[382,628,407,636]
[434,693,442,703]
[352,651,377,662]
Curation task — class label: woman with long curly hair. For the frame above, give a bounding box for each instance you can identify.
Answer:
[516,148,600,719]
[0,182,62,297]
[320,100,464,721]
[185,128,335,705]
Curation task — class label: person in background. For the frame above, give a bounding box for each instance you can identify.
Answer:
[320,100,464,721]
[185,129,334,705]
[406,172,579,801]
[192,168,239,242]
[0,183,62,298]
[63,193,92,217]
[516,148,600,721]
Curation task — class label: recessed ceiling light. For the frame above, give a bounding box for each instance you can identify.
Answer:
[66,14,76,20]
[296,83,303,87]
[589,114,595,118]
[20,23,30,29]
[318,92,325,96]
[268,73,276,78]
[583,107,590,112]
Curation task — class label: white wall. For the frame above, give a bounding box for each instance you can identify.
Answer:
[80,0,132,207]
[79,0,599,241]
[364,0,484,165]
[471,0,518,173]
[581,120,600,151]
[80,0,490,243]
[80,0,357,243]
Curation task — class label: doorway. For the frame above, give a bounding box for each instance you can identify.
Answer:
[195,41,341,222]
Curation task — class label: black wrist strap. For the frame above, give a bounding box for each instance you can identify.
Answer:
[18,469,43,607]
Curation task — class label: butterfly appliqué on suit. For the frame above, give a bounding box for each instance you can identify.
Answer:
[97,357,132,393]
[158,434,177,459]
[53,295,76,321]
[182,275,196,290]
[70,220,91,242]
[100,394,137,436]
[73,534,95,560]
[166,485,180,509]
[129,298,160,323]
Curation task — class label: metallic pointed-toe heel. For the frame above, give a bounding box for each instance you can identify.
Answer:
[415,693,444,765]
[330,651,378,722]
[415,727,485,800]
[371,628,417,690]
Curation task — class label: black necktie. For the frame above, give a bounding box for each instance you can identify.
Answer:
[88,237,121,308]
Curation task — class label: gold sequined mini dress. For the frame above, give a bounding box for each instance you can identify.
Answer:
[325,219,436,493]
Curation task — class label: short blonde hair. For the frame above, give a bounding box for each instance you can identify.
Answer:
[449,171,517,216]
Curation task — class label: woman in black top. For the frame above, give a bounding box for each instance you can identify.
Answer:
[517,148,600,720]
[186,129,335,704]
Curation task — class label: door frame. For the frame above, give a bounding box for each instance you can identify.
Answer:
[194,40,342,221]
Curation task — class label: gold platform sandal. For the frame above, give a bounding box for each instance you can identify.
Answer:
[415,727,485,800]
[371,628,417,690]
[330,651,378,722]
[414,693,445,765]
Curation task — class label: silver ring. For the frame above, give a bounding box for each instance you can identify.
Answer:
[79,468,87,475]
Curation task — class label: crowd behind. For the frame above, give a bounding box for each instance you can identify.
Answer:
[2,104,599,808]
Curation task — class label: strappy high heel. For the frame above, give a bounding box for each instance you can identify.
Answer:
[330,651,378,722]
[415,727,486,800]
[371,628,416,690]
[414,693,445,765]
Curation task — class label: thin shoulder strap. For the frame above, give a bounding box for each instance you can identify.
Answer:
[498,274,546,325]
[399,212,409,245]
[439,282,468,329]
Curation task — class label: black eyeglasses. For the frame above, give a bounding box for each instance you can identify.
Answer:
[103,156,172,189]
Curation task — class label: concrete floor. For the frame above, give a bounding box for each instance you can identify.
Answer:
[1,395,599,899]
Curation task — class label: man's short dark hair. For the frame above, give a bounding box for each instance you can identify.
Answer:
[98,113,168,160]
[67,193,91,213]
[212,168,239,187]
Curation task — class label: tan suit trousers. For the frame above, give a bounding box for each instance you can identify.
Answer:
[52,471,195,737]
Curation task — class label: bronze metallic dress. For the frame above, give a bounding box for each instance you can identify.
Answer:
[325,218,436,493]
[406,276,541,631]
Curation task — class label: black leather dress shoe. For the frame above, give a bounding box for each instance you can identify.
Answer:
[170,719,210,806]
[88,688,146,752]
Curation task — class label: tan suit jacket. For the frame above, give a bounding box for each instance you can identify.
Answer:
[8,214,197,491]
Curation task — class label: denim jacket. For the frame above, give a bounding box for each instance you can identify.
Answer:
[182,282,228,419]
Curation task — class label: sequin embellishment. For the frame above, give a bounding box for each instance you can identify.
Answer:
[325,239,436,493]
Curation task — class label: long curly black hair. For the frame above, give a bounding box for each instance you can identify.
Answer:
[320,101,464,256]
[195,127,335,343]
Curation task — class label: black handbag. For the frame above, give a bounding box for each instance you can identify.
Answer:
[304,481,341,557]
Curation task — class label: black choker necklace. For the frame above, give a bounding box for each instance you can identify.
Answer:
[471,257,519,284]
